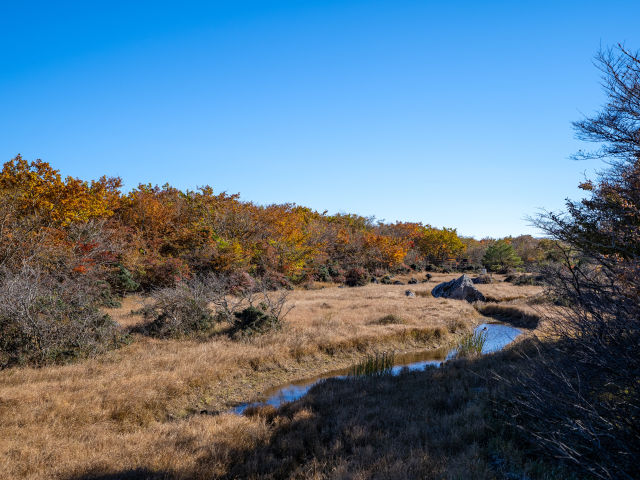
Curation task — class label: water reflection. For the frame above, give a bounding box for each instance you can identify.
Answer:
[231,323,521,415]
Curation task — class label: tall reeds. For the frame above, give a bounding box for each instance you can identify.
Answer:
[452,330,488,358]
[350,352,395,377]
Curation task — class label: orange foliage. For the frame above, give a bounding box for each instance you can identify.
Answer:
[1,155,469,286]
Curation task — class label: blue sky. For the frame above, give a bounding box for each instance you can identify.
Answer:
[2,0,639,238]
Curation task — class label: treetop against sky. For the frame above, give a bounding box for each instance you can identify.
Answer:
[1,0,639,238]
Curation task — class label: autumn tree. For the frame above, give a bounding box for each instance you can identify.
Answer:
[414,226,465,265]
[0,155,121,273]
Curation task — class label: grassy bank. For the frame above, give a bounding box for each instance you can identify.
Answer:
[0,274,544,479]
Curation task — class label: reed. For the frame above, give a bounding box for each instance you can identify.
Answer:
[453,330,488,358]
[350,352,395,377]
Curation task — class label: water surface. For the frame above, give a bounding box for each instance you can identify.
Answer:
[232,323,521,414]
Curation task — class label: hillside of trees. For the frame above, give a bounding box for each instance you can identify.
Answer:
[0,154,553,293]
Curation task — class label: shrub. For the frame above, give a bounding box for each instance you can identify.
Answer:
[504,274,545,286]
[327,265,342,277]
[345,267,369,287]
[473,274,495,284]
[394,264,411,274]
[232,304,284,336]
[414,290,432,298]
[228,270,255,295]
[458,263,480,272]
[315,265,332,282]
[137,256,191,289]
[0,268,126,367]
[98,281,122,308]
[260,271,292,290]
[138,274,294,339]
[137,278,216,338]
[111,263,140,294]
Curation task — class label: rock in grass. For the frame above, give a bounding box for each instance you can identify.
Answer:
[393,280,405,285]
[408,278,418,284]
[472,274,495,284]
[431,274,485,303]
[405,290,415,297]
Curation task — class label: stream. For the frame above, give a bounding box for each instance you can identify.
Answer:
[231,323,521,415]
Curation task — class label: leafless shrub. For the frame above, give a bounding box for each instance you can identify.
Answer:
[500,259,640,479]
[137,273,294,338]
[507,45,640,479]
[135,276,217,338]
[0,267,125,367]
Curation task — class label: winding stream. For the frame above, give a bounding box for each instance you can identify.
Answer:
[232,323,521,415]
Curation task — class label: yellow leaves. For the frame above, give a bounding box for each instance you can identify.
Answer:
[0,156,472,280]
[579,180,595,191]
[414,226,466,262]
[363,232,409,267]
[0,155,121,226]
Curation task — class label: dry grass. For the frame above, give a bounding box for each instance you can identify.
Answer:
[474,280,543,303]
[59,341,568,479]
[475,302,543,329]
[0,277,542,480]
[218,344,560,480]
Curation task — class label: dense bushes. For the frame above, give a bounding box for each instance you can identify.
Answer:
[137,274,293,339]
[135,277,216,338]
[345,267,370,287]
[0,153,565,302]
[0,268,126,367]
[504,274,544,286]
[231,304,285,336]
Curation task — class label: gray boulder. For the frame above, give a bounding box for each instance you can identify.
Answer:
[408,278,418,284]
[405,290,415,297]
[431,274,486,303]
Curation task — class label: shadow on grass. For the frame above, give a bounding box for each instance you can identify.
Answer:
[475,303,541,329]
[70,468,171,480]
[67,342,571,480]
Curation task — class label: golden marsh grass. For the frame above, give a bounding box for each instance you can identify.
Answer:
[0,274,544,479]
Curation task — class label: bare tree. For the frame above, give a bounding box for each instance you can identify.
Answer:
[507,45,640,479]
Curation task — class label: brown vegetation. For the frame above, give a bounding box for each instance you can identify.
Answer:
[17,340,569,480]
[0,276,533,480]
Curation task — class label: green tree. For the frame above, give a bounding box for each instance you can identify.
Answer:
[482,240,522,269]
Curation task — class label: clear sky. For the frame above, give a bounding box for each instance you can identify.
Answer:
[2,1,639,238]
